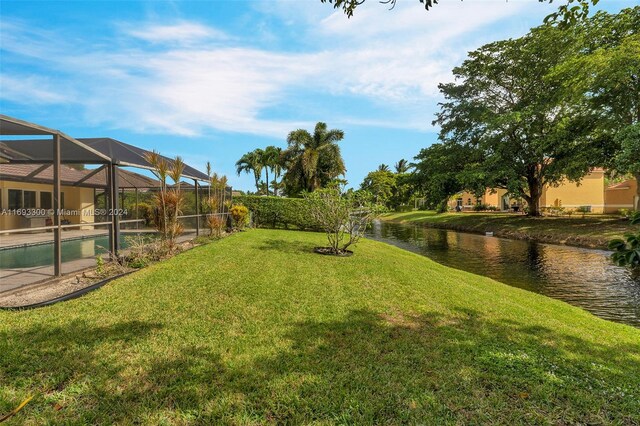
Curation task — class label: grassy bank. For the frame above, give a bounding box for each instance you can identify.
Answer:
[1,229,639,424]
[382,211,639,248]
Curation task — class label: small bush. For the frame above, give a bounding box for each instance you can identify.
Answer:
[135,202,154,226]
[305,188,379,255]
[206,215,225,238]
[473,203,489,212]
[230,204,249,230]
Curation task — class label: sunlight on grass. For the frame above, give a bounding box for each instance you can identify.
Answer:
[1,229,638,424]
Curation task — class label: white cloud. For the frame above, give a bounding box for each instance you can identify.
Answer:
[0,2,558,137]
[123,21,229,44]
[0,75,70,104]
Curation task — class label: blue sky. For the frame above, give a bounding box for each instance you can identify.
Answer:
[0,0,633,191]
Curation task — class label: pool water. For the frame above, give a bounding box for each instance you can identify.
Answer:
[0,234,153,269]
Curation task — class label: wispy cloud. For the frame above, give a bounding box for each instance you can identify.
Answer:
[123,21,229,44]
[0,2,553,137]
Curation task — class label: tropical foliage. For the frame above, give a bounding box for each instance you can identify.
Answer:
[230,204,250,230]
[145,151,186,249]
[282,122,346,196]
[236,150,264,194]
[608,211,640,269]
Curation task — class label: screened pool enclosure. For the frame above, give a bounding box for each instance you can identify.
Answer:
[0,115,230,291]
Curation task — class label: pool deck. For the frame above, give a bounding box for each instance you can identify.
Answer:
[0,230,197,293]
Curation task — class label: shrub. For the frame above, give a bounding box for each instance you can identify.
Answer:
[304,188,379,255]
[230,204,249,230]
[232,195,321,231]
[473,203,489,212]
[609,212,640,269]
[206,215,225,238]
[135,202,154,226]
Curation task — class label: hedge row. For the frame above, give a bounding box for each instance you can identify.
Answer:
[232,195,321,231]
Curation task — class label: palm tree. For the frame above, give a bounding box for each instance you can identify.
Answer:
[377,164,390,172]
[260,146,280,196]
[394,159,410,174]
[236,150,263,193]
[283,122,346,194]
[263,146,285,196]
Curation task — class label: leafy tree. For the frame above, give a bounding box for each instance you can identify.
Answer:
[551,7,640,206]
[614,124,640,210]
[434,24,602,216]
[360,169,396,205]
[260,146,279,196]
[394,159,410,174]
[265,145,285,196]
[236,150,264,193]
[412,142,483,212]
[377,164,390,172]
[283,122,346,196]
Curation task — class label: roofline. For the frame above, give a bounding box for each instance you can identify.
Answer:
[0,115,113,163]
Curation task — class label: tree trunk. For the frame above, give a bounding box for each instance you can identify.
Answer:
[525,177,543,217]
[265,169,270,196]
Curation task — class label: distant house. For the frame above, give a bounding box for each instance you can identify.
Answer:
[448,169,637,214]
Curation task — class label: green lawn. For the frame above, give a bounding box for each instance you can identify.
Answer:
[382,211,640,248]
[1,229,639,424]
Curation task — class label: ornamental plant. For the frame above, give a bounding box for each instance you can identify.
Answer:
[230,204,249,230]
[608,211,640,269]
[304,187,379,255]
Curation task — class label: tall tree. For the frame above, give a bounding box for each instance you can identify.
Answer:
[236,150,263,193]
[283,122,346,195]
[360,169,396,205]
[412,142,484,212]
[262,146,284,196]
[434,24,601,216]
[551,7,640,204]
[394,159,410,174]
[377,164,390,172]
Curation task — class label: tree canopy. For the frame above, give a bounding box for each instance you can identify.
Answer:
[283,122,346,196]
[433,21,609,216]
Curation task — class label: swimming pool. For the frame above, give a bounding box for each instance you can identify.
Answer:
[0,234,154,269]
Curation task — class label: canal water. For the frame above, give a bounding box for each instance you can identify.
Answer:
[366,221,640,328]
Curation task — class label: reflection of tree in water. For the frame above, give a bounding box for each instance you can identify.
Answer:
[525,243,545,273]
[422,228,449,250]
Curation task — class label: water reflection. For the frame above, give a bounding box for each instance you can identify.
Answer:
[366,221,640,327]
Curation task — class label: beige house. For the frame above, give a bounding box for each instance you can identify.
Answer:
[449,169,638,214]
[0,164,159,231]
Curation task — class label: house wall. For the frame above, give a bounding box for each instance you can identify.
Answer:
[0,181,95,231]
[540,170,605,213]
[604,179,638,213]
[448,188,510,210]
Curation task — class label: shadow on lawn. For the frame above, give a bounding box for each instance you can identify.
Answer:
[257,238,317,254]
[2,310,639,424]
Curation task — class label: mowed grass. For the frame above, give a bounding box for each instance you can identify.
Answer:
[382,211,639,248]
[1,229,639,425]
